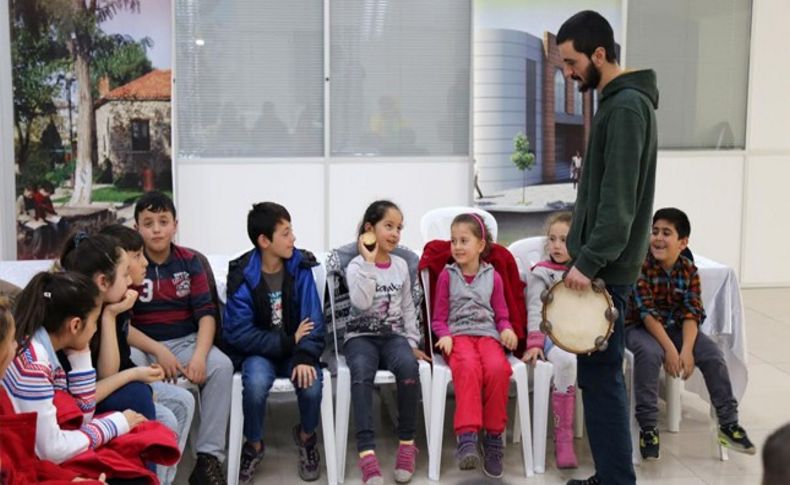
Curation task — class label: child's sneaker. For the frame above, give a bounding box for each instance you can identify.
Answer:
[719,423,756,455]
[191,452,228,485]
[640,426,660,461]
[394,442,419,483]
[237,443,264,485]
[482,432,504,479]
[358,453,383,485]
[455,432,480,470]
[293,425,321,481]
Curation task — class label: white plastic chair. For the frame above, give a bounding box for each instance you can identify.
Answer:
[327,262,432,484]
[508,236,584,442]
[226,257,338,485]
[625,349,726,466]
[420,207,499,243]
[421,268,534,480]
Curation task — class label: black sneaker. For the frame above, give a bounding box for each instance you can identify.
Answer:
[719,423,757,455]
[640,426,660,461]
[567,476,600,485]
[293,425,321,481]
[190,452,227,485]
[238,442,265,485]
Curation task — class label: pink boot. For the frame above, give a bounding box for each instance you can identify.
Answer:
[552,387,578,469]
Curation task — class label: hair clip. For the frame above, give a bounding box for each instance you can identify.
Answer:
[43,291,52,299]
[73,232,89,248]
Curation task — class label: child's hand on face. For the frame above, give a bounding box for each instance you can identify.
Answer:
[122,409,147,429]
[435,336,453,355]
[500,328,518,351]
[104,289,139,317]
[521,347,544,366]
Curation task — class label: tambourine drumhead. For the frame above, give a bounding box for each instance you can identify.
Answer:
[541,280,614,354]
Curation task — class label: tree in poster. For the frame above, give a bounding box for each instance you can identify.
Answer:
[41,0,141,205]
[511,132,535,204]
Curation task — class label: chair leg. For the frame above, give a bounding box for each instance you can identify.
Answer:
[625,351,641,467]
[418,360,432,446]
[321,369,338,485]
[666,374,682,433]
[710,405,729,461]
[573,387,584,438]
[532,360,553,474]
[335,365,351,484]
[227,373,244,485]
[509,357,534,477]
[428,365,451,481]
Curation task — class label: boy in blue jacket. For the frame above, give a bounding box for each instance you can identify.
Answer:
[223,202,325,484]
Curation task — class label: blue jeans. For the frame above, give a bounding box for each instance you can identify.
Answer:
[97,381,156,420]
[241,355,323,444]
[577,284,636,485]
[344,334,419,452]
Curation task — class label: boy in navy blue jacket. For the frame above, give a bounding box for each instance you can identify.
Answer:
[223,202,325,484]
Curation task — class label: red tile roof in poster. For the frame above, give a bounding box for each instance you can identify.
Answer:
[97,69,171,106]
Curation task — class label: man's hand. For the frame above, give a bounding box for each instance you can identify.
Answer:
[564,266,591,291]
[435,336,453,355]
[184,354,207,385]
[663,346,681,378]
[295,319,315,344]
[291,364,318,389]
[521,347,545,366]
[500,328,518,351]
[154,345,185,384]
[679,348,695,380]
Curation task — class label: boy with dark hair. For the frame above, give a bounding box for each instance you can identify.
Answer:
[627,208,755,461]
[763,422,790,485]
[223,202,325,484]
[131,191,233,485]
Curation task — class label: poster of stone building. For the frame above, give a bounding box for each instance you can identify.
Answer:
[473,0,622,241]
[10,0,172,259]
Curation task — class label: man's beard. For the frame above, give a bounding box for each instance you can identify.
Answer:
[573,61,600,92]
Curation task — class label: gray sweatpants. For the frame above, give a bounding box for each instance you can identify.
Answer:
[625,324,738,429]
[153,334,233,461]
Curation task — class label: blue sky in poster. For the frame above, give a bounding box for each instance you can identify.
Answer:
[474,0,622,42]
[100,0,172,69]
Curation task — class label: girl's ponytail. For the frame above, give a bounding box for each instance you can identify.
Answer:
[14,271,99,352]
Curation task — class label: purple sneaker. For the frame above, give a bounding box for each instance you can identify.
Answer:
[482,432,504,478]
[358,453,383,485]
[455,432,480,470]
[394,442,418,483]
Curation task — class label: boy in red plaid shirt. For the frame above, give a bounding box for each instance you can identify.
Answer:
[626,208,755,460]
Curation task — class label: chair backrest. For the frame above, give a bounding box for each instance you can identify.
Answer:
[507,236,547,281]
[324,242,423,366]
[420,206,498,243]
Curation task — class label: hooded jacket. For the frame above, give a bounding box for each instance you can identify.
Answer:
[567,69,659,285]
[223,248,325,369]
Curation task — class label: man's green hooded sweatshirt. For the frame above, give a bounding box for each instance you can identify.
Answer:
[568,69,659,285]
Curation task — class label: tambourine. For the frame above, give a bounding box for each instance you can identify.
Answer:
[539,278,618,354]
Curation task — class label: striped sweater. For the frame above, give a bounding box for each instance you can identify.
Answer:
[1,328,129,464]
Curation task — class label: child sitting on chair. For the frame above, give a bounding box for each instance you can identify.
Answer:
[626,207,755,460]
[431,213,518,479]
[522,211,579,469]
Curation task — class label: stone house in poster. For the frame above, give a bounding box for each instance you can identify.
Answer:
[95,69,172,188]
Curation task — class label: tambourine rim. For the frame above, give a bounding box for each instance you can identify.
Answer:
[540,278,616,355]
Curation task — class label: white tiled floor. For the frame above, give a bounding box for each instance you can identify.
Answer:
[234,288,789,485]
